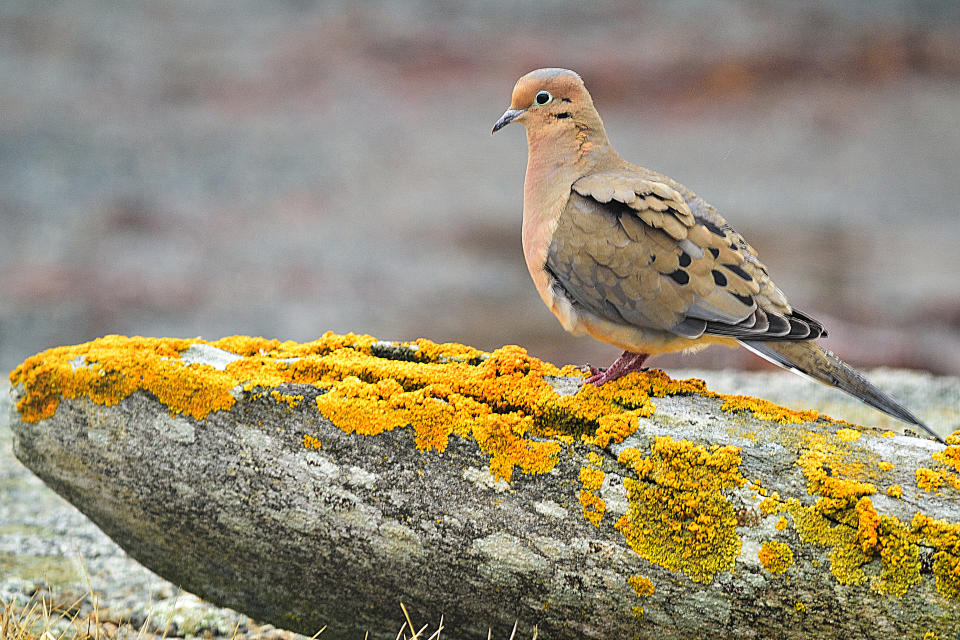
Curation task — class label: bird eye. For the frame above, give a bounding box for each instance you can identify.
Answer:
[534,90,552,106]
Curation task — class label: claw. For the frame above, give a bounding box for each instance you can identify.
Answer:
[581,351,650,386]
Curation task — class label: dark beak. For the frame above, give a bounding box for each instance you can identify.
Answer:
[492,109,524,134]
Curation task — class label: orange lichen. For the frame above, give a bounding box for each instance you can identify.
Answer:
[759,494,782,515]
[578,464,606,527]
[12,332,960,599]
[836,428,861,442]
[719,394,819,424]
[917,445,960,493]
[855,497,881,554]
[14,335,721,483]
[783,488,937,597]
[758,540,794,574]
[271,390,303,408]
[916,468,945,493]
[914,445,960,495]
[579,465,604,492]
[9,335,233,421]
[578,490,606,527]
[615,437,744,584]
[774,426,936,591]
[627,575,655,598]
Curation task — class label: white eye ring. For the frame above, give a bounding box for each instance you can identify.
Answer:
[534,90,552,106]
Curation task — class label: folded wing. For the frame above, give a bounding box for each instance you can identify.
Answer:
[545,170,825,341]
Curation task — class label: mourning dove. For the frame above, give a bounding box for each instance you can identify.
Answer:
[493,67,944,444]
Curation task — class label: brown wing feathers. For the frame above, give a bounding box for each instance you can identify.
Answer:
[548,173,825,342]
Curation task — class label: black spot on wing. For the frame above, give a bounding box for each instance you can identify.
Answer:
[701,219,727,237]
[678,252,691,267]
[722,263,754,282]
[711,270,727,286]
[667,269,690,285]
[731,292,753,307]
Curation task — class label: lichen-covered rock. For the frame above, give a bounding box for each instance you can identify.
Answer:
[6,333,960,638]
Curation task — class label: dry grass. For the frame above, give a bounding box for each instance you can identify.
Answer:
[0,588,534,640]
[1,587,137,640]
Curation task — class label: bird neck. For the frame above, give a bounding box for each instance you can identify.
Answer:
[520,116,616,283]
[522,116,615,210]
[524,116,612,178]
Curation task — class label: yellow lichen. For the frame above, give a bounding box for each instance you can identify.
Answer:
[615,437,744,584]
[758,540,794,574]
[856,497,881,555]
[9,335,726,485]
[912,514,960,599]
[12,332,960,599]
[627,575,655,598]
[782,488,942,598]
[886,484,902,499]
[271,390,303,408]
[578,464,606,527]
[917,468,944,493]
[759,494,782,515]
[579,466,604,492]
[914,445,960,494]
[872,514,921,596]
[836,428,862,442]
[720,394,819,424]
[9,335,233,421]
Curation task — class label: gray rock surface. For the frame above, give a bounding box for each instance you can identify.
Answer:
[5,342,960,638]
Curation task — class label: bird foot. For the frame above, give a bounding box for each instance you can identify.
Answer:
[581,351,650,386]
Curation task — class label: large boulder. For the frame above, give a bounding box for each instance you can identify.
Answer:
[6,333,960,638]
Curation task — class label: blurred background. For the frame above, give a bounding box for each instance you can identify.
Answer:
[2,0,959,378]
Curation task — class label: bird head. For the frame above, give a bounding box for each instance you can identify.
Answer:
[491,68,599,135]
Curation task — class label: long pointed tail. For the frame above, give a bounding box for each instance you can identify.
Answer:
[740,339,945,444]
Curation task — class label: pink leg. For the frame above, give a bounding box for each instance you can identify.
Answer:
[583,351,650,386]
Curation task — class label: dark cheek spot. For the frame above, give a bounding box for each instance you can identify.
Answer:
[555,112,572,119]
[667,269,690,285]
[712,269,727,286]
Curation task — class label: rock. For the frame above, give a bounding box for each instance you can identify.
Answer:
[6,333,960,638]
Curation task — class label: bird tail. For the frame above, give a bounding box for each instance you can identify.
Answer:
[740,339,944,444]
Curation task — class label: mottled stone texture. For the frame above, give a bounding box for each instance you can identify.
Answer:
[7,367,960,639]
